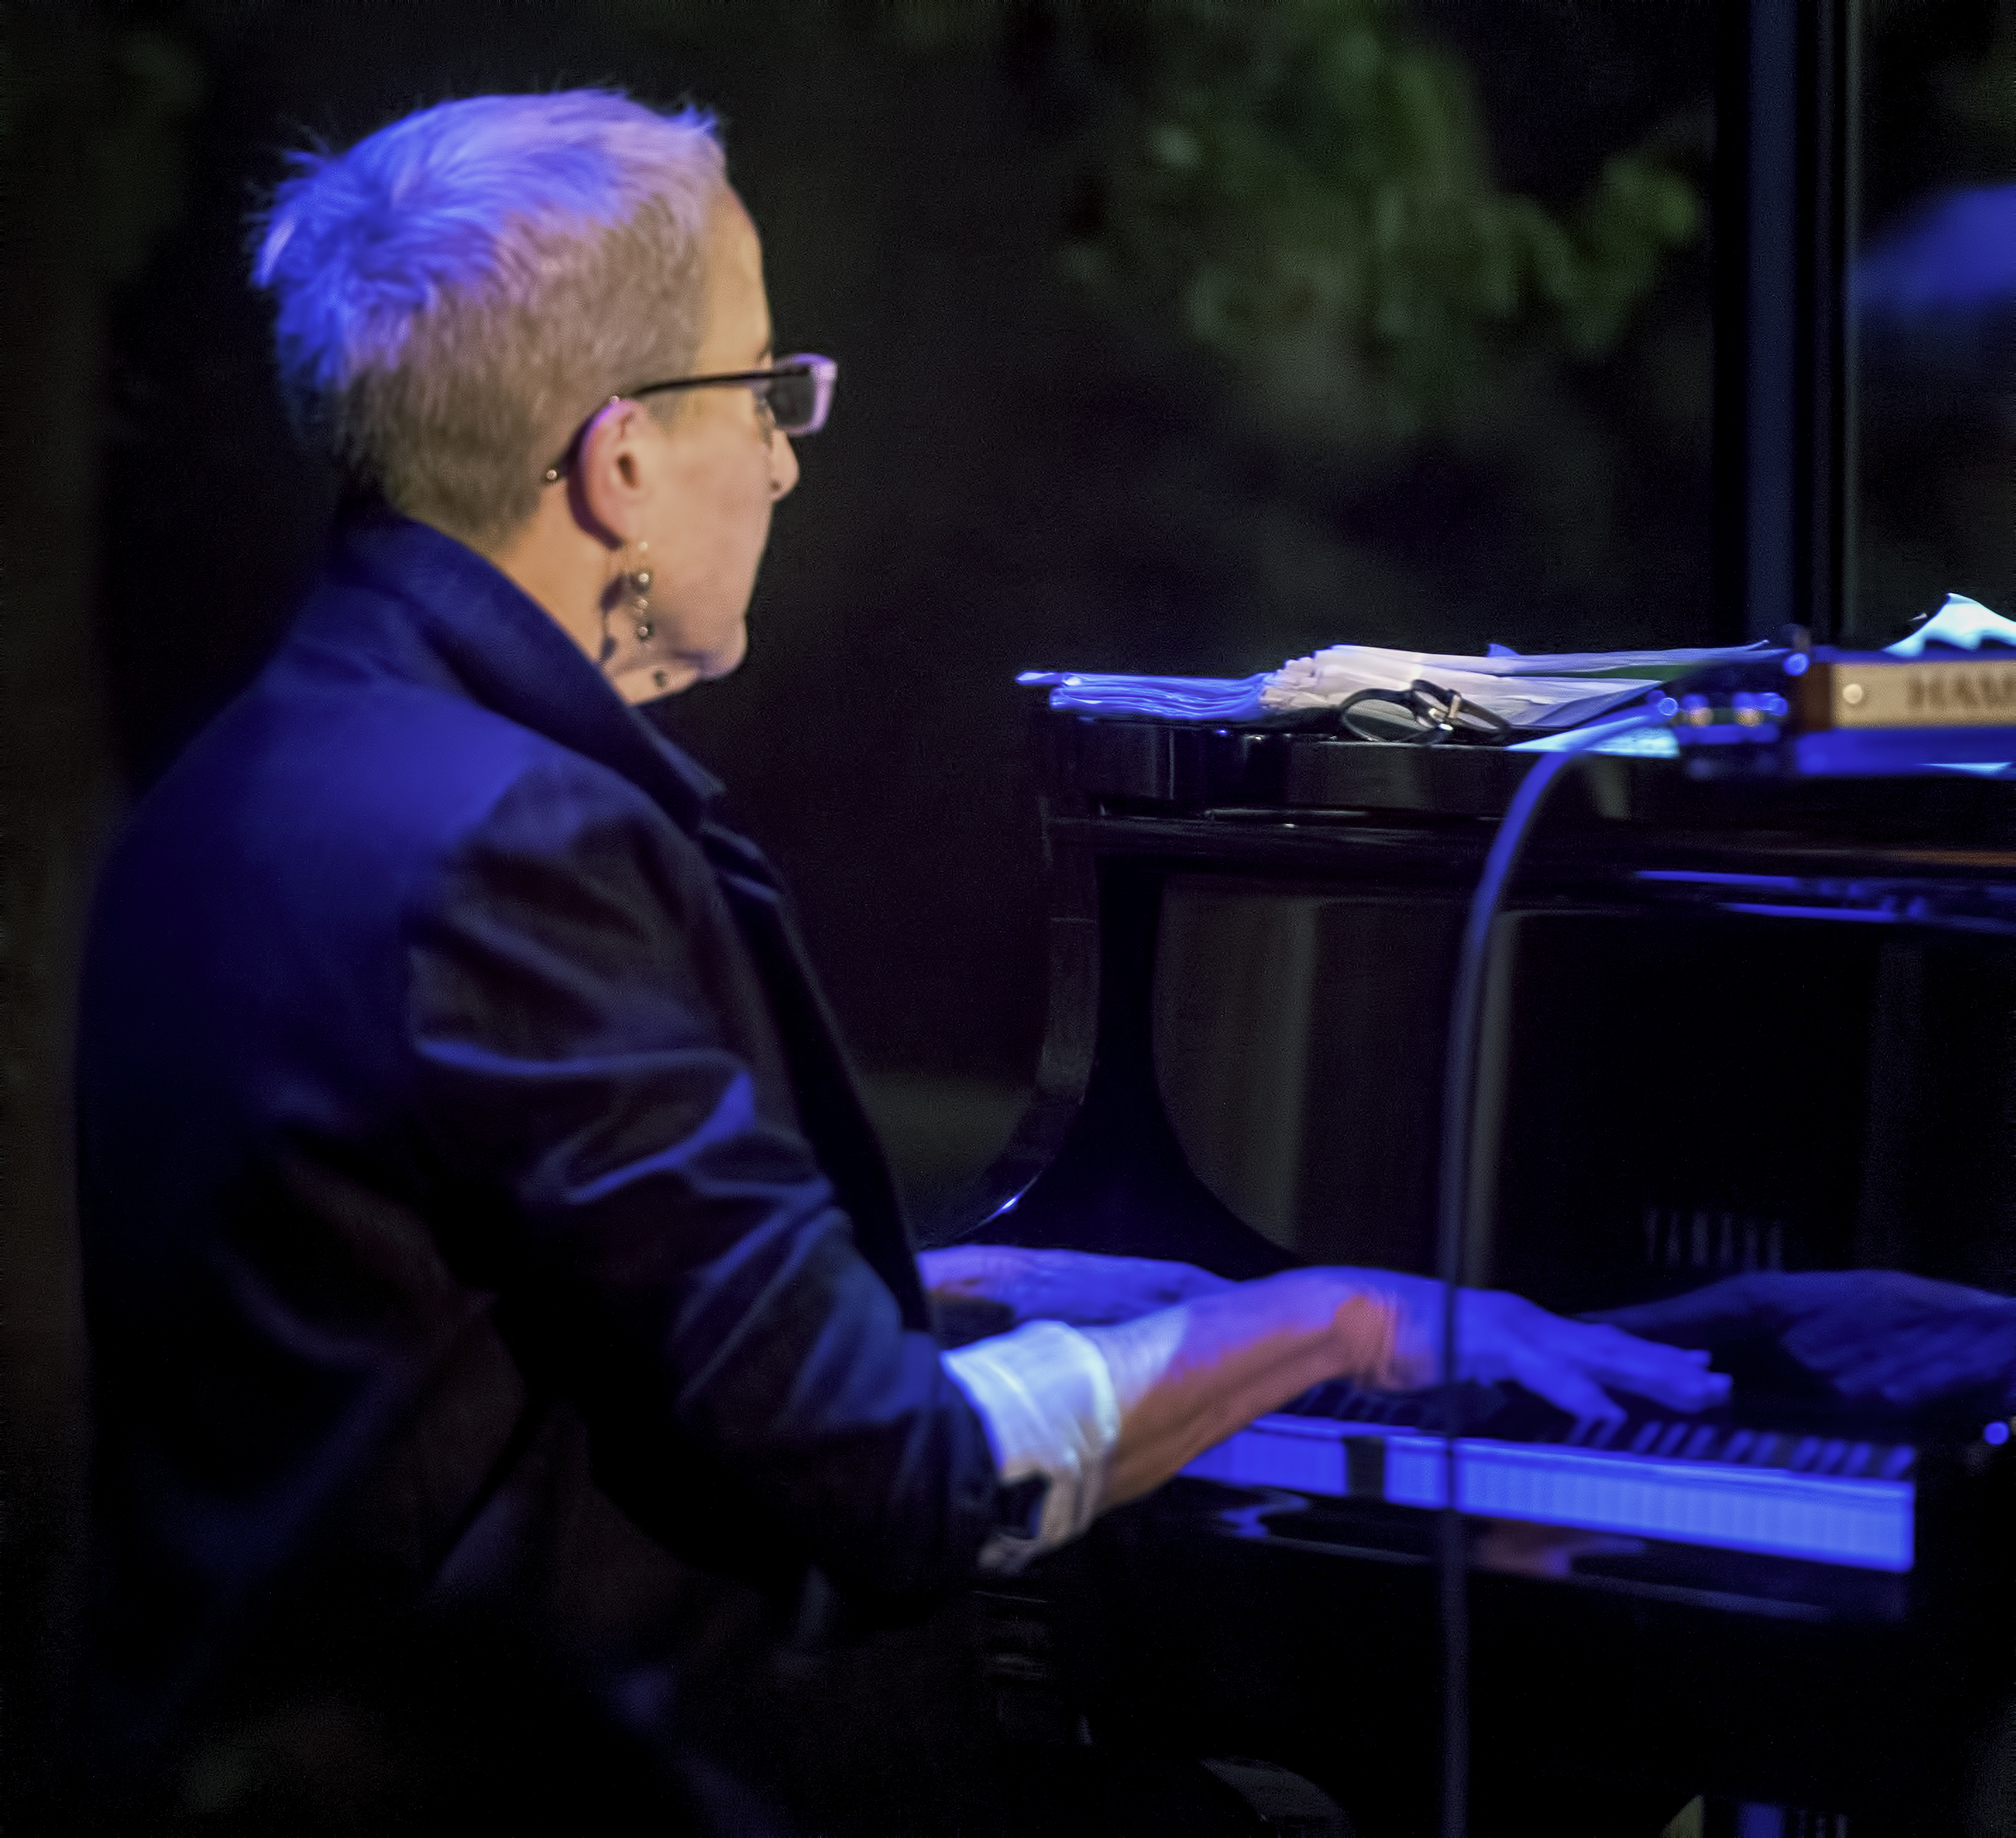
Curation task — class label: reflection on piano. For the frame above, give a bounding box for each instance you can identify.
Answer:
[932,712,2016,1834]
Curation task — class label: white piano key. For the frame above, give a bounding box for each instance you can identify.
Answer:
[1178,1418,1916,1572]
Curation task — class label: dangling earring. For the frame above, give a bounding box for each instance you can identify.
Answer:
[599,540,677,702]
[625,539,654,641]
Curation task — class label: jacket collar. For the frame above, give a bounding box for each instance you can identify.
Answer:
[310,504,725,836]
[301,509,922,1313]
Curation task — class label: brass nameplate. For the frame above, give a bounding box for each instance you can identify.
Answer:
[1802,656,2016,729]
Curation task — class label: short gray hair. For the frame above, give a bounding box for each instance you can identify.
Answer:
[252,90,726,548]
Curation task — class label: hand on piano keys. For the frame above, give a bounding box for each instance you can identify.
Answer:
[1315,1270,1733,1422]
[921,1246,1728,1421]
[918,1243,1237,1330]
[1593,1269,2016,1409]
[925,1248,1732,1517]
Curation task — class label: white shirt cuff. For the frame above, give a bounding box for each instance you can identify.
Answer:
[941,1320,1121,1574]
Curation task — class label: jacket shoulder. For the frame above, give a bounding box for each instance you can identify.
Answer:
[127,666,688,897]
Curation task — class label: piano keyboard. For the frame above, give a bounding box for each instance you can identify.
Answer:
[1180,1404,1918,1573]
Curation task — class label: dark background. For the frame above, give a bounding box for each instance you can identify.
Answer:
[87,0,1724,1097]
[1854,1,2016,640]
[9,0,2010,1816]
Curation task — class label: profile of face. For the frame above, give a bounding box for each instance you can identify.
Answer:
[588,190,799,700]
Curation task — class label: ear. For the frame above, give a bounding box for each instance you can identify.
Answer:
[568,397,655,547]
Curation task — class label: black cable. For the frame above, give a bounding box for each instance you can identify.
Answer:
[1434,729,1613,1838]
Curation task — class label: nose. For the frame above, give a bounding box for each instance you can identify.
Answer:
[769,431,800,501]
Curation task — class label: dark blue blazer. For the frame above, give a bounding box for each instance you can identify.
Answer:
[77,509,1000,1758]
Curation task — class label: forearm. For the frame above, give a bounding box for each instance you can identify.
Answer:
[940,1269,1398,1572]
[1087,1271,1399,1507]
[944,1255,1730,1574]
[919,1243,1238,1327]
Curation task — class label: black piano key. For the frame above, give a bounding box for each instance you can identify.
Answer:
[1267,1386,1923,1497]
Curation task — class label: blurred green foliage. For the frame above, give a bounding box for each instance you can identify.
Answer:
[864,0,1700,448]
[1051,0,1697,442]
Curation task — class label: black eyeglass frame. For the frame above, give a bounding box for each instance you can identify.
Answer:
[541,352,836,482]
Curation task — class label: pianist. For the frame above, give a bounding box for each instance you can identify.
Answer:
[73,91,1728,1832]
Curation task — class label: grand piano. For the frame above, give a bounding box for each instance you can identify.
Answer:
[924,709,2016,1835]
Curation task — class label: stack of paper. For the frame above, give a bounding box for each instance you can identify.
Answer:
[1021,640,1771,732]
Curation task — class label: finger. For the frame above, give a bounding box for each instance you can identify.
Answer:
[1565,1320,1714,1366]
[1833,1315,2016,1404]
[1880,1358,1994,1407]
[1782,1306,2013,1399]
[1623,1358,1733,1412]
[1502,1342,1626,1423]
[1876,1329,2016,1402]
[1783,1314,1909,1363]
[1833,1346,1983,1406]
[1474,1298,1728,1407]
[1548,1322,1731,1411]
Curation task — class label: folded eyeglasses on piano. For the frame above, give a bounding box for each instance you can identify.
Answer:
[926,703,2016,1835]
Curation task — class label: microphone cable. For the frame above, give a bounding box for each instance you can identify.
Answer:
[1434,722,1618,1838]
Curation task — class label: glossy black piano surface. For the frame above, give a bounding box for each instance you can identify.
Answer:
[930,711,2016,1834]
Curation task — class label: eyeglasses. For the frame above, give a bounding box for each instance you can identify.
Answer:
[1335,680,1513,745]
[541,353,837,482]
